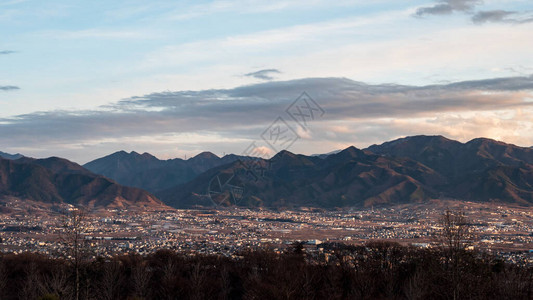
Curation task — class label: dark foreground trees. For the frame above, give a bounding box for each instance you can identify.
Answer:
[0,243,531,300]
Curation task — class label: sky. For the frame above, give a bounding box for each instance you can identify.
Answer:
[1,0,533,164]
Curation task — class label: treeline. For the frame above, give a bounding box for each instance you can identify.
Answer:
[0,242,531,300]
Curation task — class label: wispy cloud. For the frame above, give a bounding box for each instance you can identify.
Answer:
[1,75,533,162]
[244,69,281,80]
[416,0,481,16]
[0,50,16,55]
[415,0,533,25]
[472,10,533,24]
[0,86,19,91]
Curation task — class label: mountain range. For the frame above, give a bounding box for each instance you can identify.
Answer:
[156,135,533,208]
[1,135,532,210]
[0,156,164,209]
[83,151,246,193]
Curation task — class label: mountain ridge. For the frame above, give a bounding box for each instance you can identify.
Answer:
[83,150,248,193]
[0,156,166,210]
[0,151,23,160]
[9,135,531,210]
[156,135,533,208]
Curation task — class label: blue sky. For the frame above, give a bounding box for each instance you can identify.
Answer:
[1,0,533,163]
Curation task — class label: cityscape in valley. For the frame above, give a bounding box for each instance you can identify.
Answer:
[2,200,533,265]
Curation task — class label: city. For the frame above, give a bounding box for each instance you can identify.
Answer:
[2,199,531,266]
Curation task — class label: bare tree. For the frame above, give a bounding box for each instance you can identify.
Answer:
[435,209,474,300]
[132,262,151,299]
[160,259,178,300]
[404,270,425,300]
[19,261,40,300]
[189,262,206,300]
[98,261,123,300]
[59,208,91,300]
[219,266,232,300]
[438,210,472,253]
[39,265,72,299]
[0,260,7,299]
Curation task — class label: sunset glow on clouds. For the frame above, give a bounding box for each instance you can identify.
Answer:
[1,0,532,163]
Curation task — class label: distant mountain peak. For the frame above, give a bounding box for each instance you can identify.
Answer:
[272,149,297,160]
[389,135,452,144]
[333,146,363,157]
[324,146,365,164]
[191,151,219,160]
[342,145,360,152]
[311,149,342,158]
[0,151,23,160]
[466,137,508,146]
[0,155,165,209]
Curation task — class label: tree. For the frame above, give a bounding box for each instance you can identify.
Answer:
[132,262,151,299]
[438,210,472,253]
[0,260,6,299]
[59,208,91,300]
[19,261,40,300]
[98,260,123,300]
[39,265,71,300]
[436,209,474,300]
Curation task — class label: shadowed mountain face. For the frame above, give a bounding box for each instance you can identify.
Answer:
[0,151,23,160]
[9,135,532,210]
[366,135,533,205]
[157,136,533,208]
[83,151,245,193]
[366,135,533,176]
[158,146,446,208]
[0,156,164,209]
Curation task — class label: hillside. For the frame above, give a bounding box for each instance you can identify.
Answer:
[158,136,533,208]
[158,146,445,208]
[0,156,165,209]
[0,151,23,160]
[83,151,245,193]
[366,135,533,205]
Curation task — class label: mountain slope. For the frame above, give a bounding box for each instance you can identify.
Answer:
[83,136,533,209]
[0,157,165,209]
[84,151,245,193]
[158,136,533,208]
[366,135,533,204]
[0,151,23,160]
[366,135,533,176]
[158,147,445,208]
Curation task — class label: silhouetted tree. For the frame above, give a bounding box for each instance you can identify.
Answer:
[132,261,151,299]
[19,261,39,300]
[59,208,91,300]
[436,209,474,300]
[39,264,71,299]
[0,259,6,299]
[98,260,123,300]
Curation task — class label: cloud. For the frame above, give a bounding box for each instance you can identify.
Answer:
[244,69,281,80]
[0,86,19,91]
[415,0,533,25]
[1,76,533,162]
[416,0,481,16]
[472,10,533,24]
[0,50,16,55]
